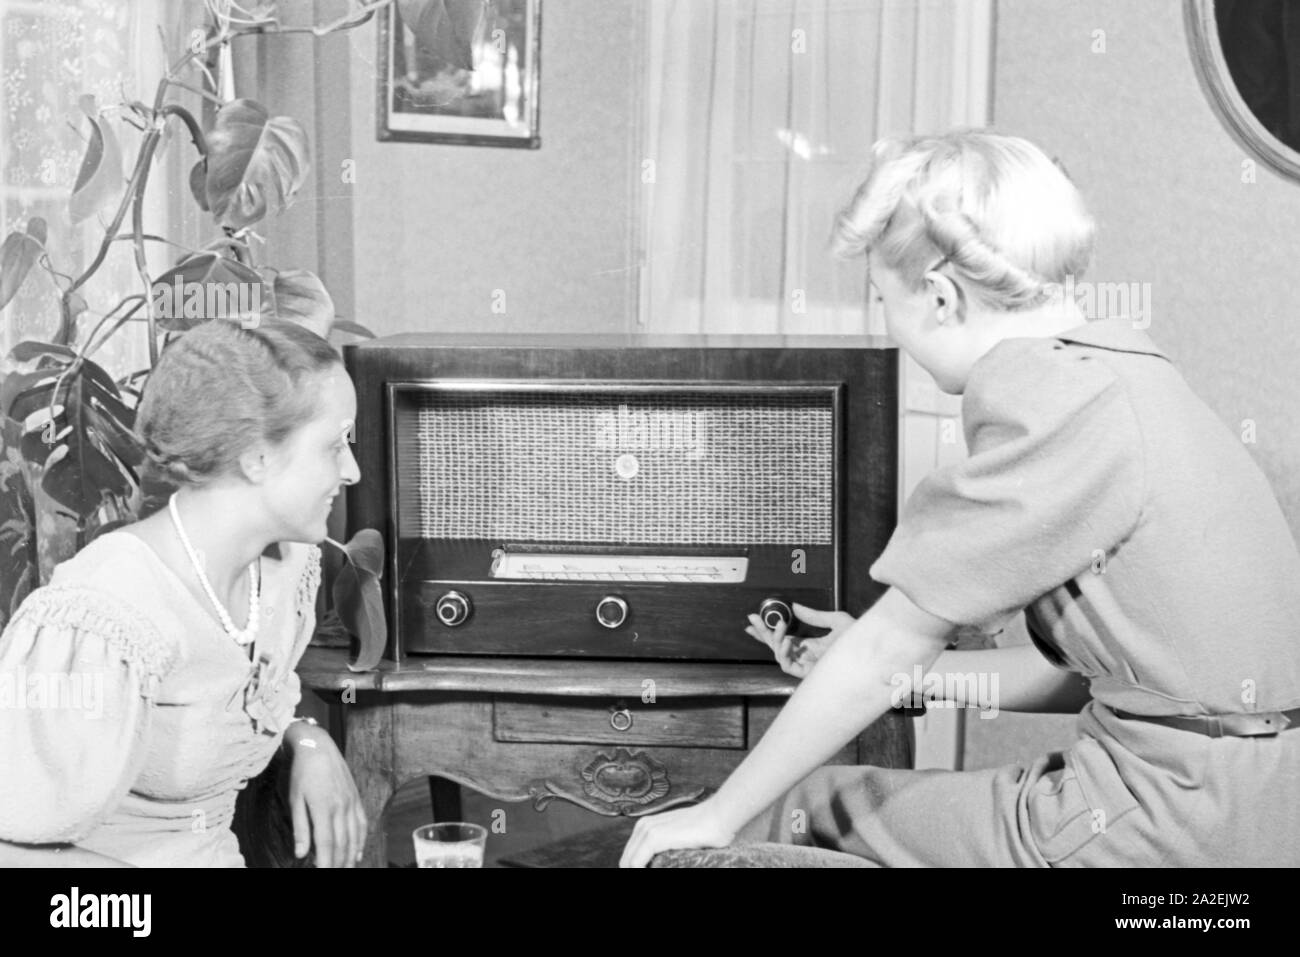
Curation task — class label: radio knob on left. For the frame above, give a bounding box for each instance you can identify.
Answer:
[435,590,472,627]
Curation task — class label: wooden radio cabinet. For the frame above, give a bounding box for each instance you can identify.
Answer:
[304,334,908,866]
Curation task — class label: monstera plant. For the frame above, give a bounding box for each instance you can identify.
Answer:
[0,0,392,670]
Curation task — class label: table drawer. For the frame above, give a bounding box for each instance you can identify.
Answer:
[493,696,745,749]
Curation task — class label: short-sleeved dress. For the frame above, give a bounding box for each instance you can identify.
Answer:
[0,530,320,867]
[736,318,1300,867]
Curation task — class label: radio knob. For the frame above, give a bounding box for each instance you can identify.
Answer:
[596,595,629,629]
[759,598,793,631]
[435,590,472,627]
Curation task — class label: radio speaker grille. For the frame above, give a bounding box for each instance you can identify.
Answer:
[398,389,834,545]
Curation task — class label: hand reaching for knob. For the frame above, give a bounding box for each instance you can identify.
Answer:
[745,603,856,679]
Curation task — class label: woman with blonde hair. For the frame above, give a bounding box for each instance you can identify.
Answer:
[0,318,366,867]
[622,129,1300,867]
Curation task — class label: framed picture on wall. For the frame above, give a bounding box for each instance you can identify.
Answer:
[377,0,541,148]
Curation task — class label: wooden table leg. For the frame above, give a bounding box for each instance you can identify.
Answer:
[343,696,398,868]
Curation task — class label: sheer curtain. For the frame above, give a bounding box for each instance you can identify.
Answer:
[639,0,992,338]
[0,0,209,608]
[0,0,204,376]
[638,0,993,771]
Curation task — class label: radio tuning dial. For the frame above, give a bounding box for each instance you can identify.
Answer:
[596,595,629,630]
[435,590,472,627]
[759,598,793,631]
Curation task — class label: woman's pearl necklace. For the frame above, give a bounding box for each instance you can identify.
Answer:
[168,493,260,647]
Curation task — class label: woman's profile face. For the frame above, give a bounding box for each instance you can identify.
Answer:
[261,365,360,543]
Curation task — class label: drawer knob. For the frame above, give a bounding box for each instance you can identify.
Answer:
[609,707,633,732]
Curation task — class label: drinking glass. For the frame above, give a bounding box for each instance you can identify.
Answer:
[412,822,487,868]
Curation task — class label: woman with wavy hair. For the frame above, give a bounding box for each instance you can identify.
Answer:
[0,318,366,867]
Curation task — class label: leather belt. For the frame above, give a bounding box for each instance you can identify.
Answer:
[1111,706,1300,738]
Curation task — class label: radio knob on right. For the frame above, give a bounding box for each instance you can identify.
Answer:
[759,598,793,631]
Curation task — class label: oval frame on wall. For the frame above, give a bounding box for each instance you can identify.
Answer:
[1185,0,1300,182]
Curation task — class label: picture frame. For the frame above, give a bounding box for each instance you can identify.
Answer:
[377,0,541,148]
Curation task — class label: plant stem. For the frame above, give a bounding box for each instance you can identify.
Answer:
[59,136,156,344]
[225,227,252,266]
[86,304,145,360]
[163,79,226,107]
[82,295,146,359]
[111,232,198,253]
[161,103,208,155]
[203,235,250,255]
[254,0,394,37]
[132,134,162,366]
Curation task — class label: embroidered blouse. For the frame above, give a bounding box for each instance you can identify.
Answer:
[0,531,321,867]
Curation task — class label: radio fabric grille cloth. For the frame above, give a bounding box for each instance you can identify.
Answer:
[409,391,833,545]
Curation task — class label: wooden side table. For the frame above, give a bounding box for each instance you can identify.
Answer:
[298,647,915,867]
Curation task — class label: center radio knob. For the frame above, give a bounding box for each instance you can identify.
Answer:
[436,590,472,627]
[596,595,629,629]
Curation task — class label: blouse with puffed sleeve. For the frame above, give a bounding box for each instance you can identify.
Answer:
[0,532,321,866]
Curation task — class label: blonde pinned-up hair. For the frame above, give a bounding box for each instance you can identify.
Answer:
[832,129,1095,311]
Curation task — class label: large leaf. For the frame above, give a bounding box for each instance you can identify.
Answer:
[189,158,210,211]
[0,365,62,422]
[330,528,387,672]
[84,401,145,471]
[151,252,266,331]
[5,352,131,425]
[0,230,44,312]
[39,440,130,520]
[69,95,125,225]
[8,341,77,364]
[203,99,310,230]
[3,355,138,521]
[259,267,334,337]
